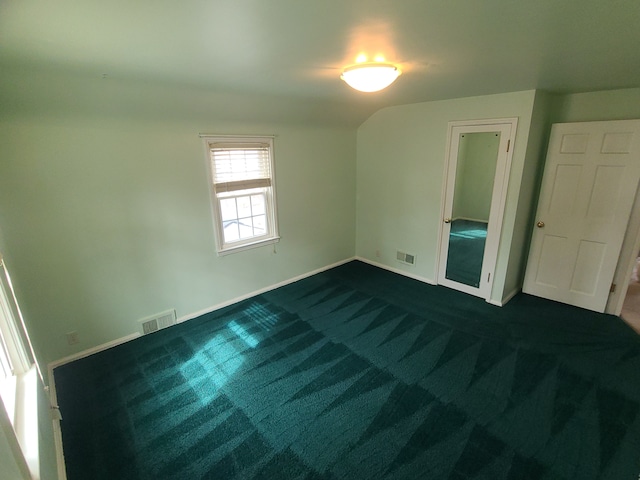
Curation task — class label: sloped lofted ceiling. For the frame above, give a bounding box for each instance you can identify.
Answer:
[0,0,639,126]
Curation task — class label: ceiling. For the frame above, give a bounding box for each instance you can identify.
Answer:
[1,0,639,125]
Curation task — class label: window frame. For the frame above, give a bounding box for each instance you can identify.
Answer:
[203,135,280,255]
[0,263,31,378]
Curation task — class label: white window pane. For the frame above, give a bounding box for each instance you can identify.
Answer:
[251,194,265,215]
[236,196,252,218]
[223,221,240,242]
[253,215,266,235]
[238,219,254,239]
[220,198,237,222]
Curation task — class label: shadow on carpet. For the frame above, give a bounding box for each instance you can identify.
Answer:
[54,261,640,479]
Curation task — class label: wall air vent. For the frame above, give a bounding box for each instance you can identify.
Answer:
[396,251,416,265]
[139,309,177,335]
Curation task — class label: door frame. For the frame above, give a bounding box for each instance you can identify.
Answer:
[436,117,518,300]
[608,184,640,315]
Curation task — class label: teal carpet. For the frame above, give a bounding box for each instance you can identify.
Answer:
[54,261,640,479]
[445,219,487,287]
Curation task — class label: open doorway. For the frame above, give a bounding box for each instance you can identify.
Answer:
[620,255,640,333]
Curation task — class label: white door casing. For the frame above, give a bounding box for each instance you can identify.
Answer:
[523,120,640,312]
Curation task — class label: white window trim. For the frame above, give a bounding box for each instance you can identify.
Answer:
[0,262,31,377]
[0,257,41,480]
[202,135,280,255]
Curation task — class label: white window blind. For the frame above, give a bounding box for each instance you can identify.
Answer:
[210,143,272,193]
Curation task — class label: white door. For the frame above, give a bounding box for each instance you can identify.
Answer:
[523,120,640,312]
[437,119,517,300]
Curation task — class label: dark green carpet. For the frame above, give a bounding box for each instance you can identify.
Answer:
[54,261,640,479]
[445,219,487,287]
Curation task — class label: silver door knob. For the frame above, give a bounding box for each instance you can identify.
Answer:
[444,218,451,223]
[537,221,545,228]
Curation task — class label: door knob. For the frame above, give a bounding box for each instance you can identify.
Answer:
[537,221,545,228]
[444,218,451,223]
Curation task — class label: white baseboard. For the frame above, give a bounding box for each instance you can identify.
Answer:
[487,287,520,307]
[48,257,357,371]
[48,332,143,480]
[501,287,521,305]
[45,255,516,480]
[45,256,356,480]
[178,257,356,323]
[48,333,141,372]
[355,257,522,308]
[355,256,436,285]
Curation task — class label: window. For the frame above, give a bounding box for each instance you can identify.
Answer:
[0,259,33,415]
[0,262,31,384]
[204,136,279,254]
[0,256,41,479]
[0,304,13,379]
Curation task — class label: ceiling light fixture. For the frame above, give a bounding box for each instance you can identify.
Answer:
[341,62,401,93]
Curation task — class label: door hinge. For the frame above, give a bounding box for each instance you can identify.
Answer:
[506,139,511,152]
[610,283,616,293]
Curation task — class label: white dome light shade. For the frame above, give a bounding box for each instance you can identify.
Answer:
[341,63,401,92]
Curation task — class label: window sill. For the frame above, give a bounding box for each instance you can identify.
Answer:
[217,236,280,256]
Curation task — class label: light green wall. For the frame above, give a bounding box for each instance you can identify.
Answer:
[355,90,537,303]
[1,65,638,480]
[452,132,500,222]
[0,71,357,369]
[499,88,640,299]
[7,80,635,369]
[498,90,554,300]
[354,87,639,305]
[551,88,640,123]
